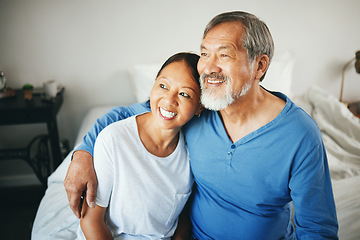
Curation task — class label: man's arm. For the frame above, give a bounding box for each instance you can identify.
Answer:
[290,142,338,239]
[64,102,150,218]
[64,150,96,218]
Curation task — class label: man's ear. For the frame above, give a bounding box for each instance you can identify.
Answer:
[254,54,269,81]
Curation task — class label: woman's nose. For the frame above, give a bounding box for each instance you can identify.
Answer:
[163,91,178,106]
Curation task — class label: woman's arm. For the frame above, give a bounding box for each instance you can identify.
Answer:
[80,201,113,240]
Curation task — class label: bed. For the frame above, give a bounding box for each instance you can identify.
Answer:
[293,87,360,239]
[31,52,360,239]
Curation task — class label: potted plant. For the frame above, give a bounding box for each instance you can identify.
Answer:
[23,83,34,100]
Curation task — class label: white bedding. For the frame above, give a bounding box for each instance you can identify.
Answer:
[32,106,114,240]
[32,88,360,239]
[294,86,360,240]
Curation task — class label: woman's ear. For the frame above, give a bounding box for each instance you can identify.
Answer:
[254,54,269,81]
[195,104,205,117]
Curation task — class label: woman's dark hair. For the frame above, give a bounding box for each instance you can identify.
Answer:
[156,52,200,87]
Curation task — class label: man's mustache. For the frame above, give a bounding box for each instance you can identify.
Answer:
[201,73,229,81]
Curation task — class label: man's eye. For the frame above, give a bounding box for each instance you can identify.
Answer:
[201,52,208,57]
[221,54,229,58]
[180,92,190,98]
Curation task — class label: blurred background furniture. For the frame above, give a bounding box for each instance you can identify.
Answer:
[0,88,66,186]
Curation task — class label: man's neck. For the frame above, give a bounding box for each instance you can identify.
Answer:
[218,86,285,143]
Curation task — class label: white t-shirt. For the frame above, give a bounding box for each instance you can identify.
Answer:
[77,115,193,240]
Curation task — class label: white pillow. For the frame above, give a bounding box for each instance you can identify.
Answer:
[261,51,295,97]
[128,63,162,103]
[128,51,294,103]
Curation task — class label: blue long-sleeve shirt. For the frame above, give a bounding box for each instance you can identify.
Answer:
[74,93,338,239]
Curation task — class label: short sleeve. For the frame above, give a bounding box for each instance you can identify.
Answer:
[93,131,115,207]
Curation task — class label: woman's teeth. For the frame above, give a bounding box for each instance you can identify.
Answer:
[160,108,177,118]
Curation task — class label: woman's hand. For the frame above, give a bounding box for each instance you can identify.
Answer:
[64,150,97,218]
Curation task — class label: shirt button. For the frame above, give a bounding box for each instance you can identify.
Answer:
[228,152,232,155]
[231,144,236,149]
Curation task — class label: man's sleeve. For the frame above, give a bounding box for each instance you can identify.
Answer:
[73,101,150,158]
[290,142,338,239]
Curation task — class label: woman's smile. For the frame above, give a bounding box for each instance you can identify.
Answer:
[159,107,177,119]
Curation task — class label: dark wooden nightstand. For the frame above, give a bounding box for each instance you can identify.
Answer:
[0,88,65,186]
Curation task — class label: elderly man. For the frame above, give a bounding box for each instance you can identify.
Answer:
[65,11,338,239]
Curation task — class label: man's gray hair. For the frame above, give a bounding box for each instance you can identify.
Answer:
[203,11,274,81]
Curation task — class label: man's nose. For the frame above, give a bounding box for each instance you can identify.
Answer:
[202,57,221,75]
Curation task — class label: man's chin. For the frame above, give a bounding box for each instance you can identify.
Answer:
[201,94,233,111]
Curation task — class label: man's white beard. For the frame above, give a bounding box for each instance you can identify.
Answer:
[200,74,252,111]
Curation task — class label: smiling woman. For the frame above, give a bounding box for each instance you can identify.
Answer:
[78,52,202,240]
[138,60,202,157]
[150,61,201,123]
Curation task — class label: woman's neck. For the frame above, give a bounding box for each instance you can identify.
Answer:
[136,112,180,157]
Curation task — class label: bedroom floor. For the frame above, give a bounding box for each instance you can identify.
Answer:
[0,185,45,240]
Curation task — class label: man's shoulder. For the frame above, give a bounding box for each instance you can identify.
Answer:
[287,99,318,128]
[283,100,324,145]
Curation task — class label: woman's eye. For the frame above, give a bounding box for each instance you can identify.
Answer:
[180,92,190,98]
[159,83,168,89]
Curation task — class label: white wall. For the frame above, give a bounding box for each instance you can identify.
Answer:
[0,0,359,185]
